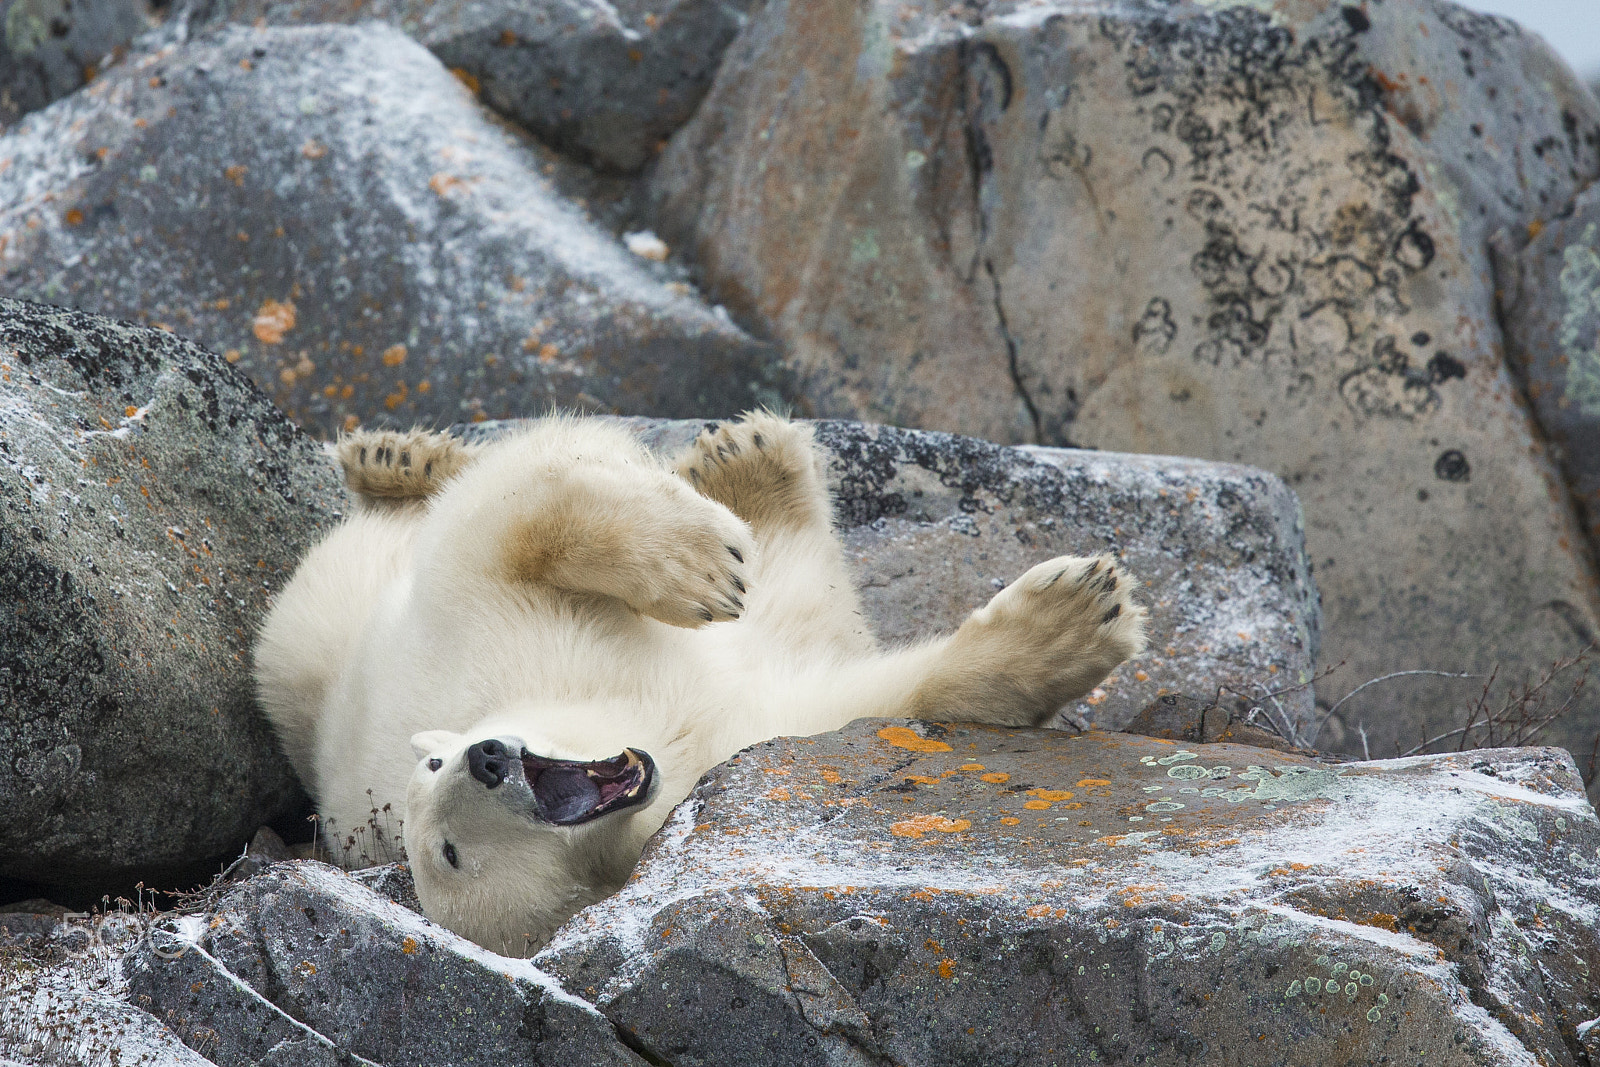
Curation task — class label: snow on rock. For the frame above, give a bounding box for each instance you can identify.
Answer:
[0,23,788,439]
[0,299,337,887]
[538,721,1600,1066]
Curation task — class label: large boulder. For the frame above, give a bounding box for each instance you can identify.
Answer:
[0,0,159,127]
[540,720,1600,1066]
[462,417,1325,736]
[0,299,337,889]
[0,23,789,440]
[181,0,758,173]
[650,0,1600,766]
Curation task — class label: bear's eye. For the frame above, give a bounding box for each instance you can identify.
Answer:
[428,758,442,772]
[443,842,459,868]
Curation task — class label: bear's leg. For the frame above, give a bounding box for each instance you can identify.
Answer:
[417,424,756,629]
[337,429,479,510]
[676,413,874,657]
[777,554,1147,732]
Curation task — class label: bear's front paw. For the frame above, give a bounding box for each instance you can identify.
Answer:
[635,491,754,628]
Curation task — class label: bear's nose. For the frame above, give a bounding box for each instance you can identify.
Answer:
[466,739,514,790]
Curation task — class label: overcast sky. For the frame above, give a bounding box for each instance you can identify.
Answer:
[1462,0,1600,79]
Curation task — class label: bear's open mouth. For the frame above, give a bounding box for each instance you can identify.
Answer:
[520,747,655,826]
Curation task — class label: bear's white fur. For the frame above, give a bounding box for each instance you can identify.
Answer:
[255,413,1147,956]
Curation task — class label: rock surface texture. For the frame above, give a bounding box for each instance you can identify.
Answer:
[0,0,158,127]
[181,0,757,173]
[652,0,1600,765]
[542,720,1600,1067]
[0,23,787,439]
[1499,180,1600,565]
[0,299,336,888]
[462,416,1324,736]
[122,863,644,1067]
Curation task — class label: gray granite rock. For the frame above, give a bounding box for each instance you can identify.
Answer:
[651,0,1600,772]
[182,0,758,173]
[540,719,1600,1067]
[1498,181,1600,566]
[0,23,788,439]
[459,417,1324,736]
[0,0,158,128]
[124,861,643,1066]
[0,299,335,888]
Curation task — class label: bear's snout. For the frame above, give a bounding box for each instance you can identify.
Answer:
[467,738,516,789]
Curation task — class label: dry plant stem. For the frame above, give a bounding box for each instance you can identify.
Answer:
[1395,644,1594,758]
[1314,668,1483,747]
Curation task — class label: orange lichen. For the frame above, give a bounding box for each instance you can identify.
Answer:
[1025,904,1051,918]
[820,770,842,783]
[877,726,953,753]
[252,299,296,344]
[1027,789,1075,802]
[382,344,407,367]
[64,208,84,226]
[1023,800,1051,810]
[959,763,985,772]
[999,816,1019,825]
[1075,779,1110,788]
[451,67,481,94]
[904,775,941,785]
[980,772,1010,783]
[937,959,956,979]
[224,164,247,186]
[400,937,417,954]
[889,814,971,838]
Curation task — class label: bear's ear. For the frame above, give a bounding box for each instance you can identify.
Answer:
[411,730,460,761]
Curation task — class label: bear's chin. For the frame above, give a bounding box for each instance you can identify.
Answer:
[521,747,655,826]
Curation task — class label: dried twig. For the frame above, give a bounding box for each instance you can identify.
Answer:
[1396,645,1593,758]
[1312,668,1484,747]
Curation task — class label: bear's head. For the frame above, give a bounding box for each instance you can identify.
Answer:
[404,723,662,956]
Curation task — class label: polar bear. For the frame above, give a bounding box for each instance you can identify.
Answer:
[254,413,1147,956]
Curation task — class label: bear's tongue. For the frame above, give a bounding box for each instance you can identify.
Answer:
[522,749,653,825]
[532,766,602,824]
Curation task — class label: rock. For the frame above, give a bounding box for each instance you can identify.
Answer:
[182,0,757,173]
[651,0,1600,769]
[0,299,337,889]
[347,862,423,915]
[0,0,159,128]
[1126,693,1311,753]
[1498,181,1600,565]
[539,719,1600,1066]
[456,417,1324,736]
[0,23,788,440]
[124,861,644,1066]
[0,897,67,947]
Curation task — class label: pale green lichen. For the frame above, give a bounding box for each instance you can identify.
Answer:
[1558,222,1600,418]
